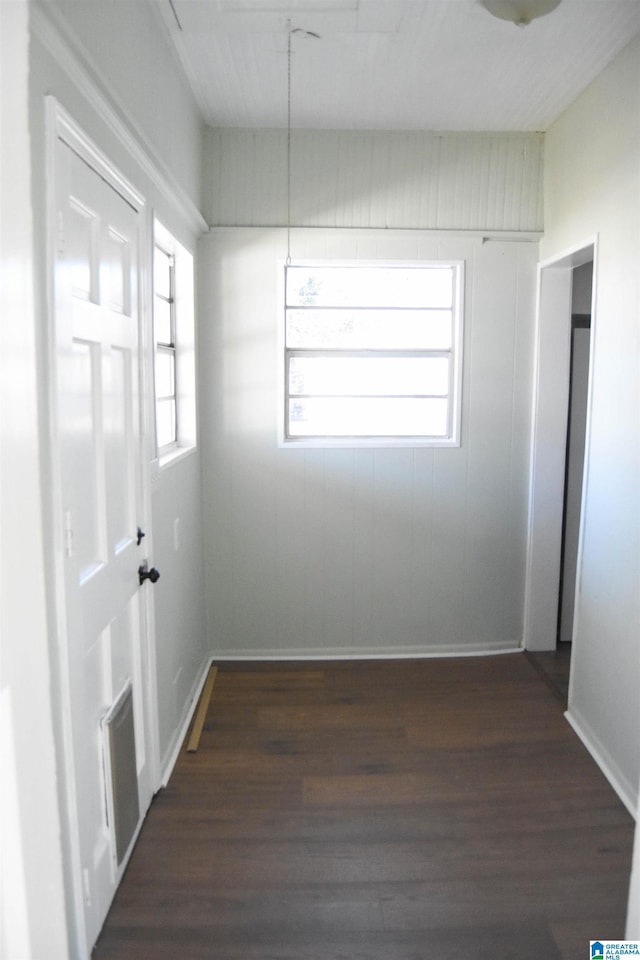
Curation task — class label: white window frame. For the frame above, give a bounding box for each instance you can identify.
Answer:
[152,219,197,467]
[280,259,464,448]
[154,241,177,450]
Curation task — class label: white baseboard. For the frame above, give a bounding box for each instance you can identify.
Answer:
[160,655,214,788]
[209,642,522,661]
[565,705,638,818]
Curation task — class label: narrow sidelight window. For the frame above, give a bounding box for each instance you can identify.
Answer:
[153,242,177,450]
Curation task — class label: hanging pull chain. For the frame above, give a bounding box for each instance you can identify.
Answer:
[285,24,320,266]
[286,21,292,266]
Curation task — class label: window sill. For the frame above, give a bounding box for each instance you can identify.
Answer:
[152,443,197,477]
[279,437,461,449]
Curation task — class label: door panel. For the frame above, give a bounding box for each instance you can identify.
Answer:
[67,338,105,574]
[55,138,152,952]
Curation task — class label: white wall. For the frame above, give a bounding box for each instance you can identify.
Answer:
[151,454,209,773]
[0,3,69,957]
[628,787,640,936]
[199,227,536,658]
[204,128,544,232]
[541,35,640,809]
[200,128,542,659]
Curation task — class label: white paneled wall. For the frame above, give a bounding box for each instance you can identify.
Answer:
[151,454,209,773]
[199,228,537,658]
[542,33,640,814]
[203,129,544,232]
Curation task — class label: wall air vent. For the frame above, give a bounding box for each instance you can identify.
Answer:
[102,684,140,866]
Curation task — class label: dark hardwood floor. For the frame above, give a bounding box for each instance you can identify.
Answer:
[526,643,572,705]
[94,653,633,959]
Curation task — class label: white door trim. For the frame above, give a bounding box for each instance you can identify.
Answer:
[524,236,598,652]
[50,99,145,212]
[45,96,160,958]
[32,2,207,236]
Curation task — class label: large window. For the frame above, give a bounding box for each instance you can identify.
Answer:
[283,261,464,445]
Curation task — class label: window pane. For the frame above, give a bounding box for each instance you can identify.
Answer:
[286,309,452,350]
[286,266,453,309]
[154,246,172,299]
[155,348,175,399]
[289,356,449,398]
[289,397,449,437]
[154,295,172,345]
[156,397,176,448]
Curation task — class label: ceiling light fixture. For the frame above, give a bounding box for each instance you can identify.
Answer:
[479,0,562,26]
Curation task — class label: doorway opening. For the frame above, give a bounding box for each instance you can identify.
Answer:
[557,261,593,648]
[524,240,596,701]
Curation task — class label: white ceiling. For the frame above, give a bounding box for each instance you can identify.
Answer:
[153,0,640,131]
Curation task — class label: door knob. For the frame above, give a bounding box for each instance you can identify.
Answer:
[138,562,160,586]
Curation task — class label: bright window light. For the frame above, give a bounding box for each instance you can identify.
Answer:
[153,220,197,463]
[153,243,177,450]
[283,261,464,446]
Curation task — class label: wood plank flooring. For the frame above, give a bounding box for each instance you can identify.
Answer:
[526,644,572,705]
[93,654,634,959]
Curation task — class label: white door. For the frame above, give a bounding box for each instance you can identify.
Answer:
[53,133,155,953]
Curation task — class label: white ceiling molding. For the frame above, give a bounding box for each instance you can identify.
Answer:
[32,1,208,236]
